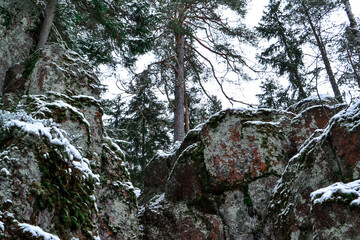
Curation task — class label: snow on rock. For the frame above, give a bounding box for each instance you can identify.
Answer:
[148,193,166,212]
[311,180,360,205]
[0,168,10,176]
[0,221,4,231]
[4,116,99,181]
[18,222,60,240]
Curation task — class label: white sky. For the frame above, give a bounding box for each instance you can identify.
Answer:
[101,0,360,108]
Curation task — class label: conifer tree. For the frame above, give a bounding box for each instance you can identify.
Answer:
[257,0,308,100]
[338,0,360,87]
[124,74,171,169]
[283,0,343,102]
[138,0,254,142]
[257,79,293,109]
[36,0,155,66]
[103,75,171,185]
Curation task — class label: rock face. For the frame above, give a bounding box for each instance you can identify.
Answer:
[0,43,139,239]
[140,96,360,240]
[2,1,360,239]
[0,6,139,236]
[0,0,40,104]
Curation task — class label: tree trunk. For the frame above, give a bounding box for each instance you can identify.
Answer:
[174,34,185,142]
[302,2,343,102]
[342,0,360,51]
[184,83,190,134]
[36,0,57,50]
[342,0,360,88]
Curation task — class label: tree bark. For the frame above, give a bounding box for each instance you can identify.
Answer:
[342,0,360,51]
[302,1,343,102]
[342,0,360,88]
[36,0,57,50]
[184,83,190,134]
[174,34,185,142]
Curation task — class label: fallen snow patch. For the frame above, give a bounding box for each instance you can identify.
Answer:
[311,180,360,205]
[148,193,165,213]
[0,168,10,176]
[18,222,60,240]
[0,221,4,232]
[4,115,99,181]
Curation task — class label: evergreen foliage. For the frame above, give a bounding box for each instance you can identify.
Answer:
[45,0,155,66]
[102,77,171,186]
[132,0,254,141]
[256,79,293,109]
[257,0,308,101]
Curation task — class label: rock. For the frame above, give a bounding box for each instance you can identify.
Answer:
[0,41,139,239]
[201,108,295,191]
[140,99,356,240]
[290,95,346,149]
[26,44,101,98]
[0,0,40,104]
[267,101,360,239]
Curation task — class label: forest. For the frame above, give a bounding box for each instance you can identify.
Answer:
[16,0,360,185]
[1,0,360,239]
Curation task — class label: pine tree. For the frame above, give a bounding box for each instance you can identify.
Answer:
[137,0,254,142]
[338,0,360,87]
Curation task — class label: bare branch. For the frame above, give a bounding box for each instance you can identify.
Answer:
[186,42,257,107]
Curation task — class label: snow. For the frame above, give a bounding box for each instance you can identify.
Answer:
[134,188,141,198]
[3,112,99,181]
[72,95,100,103]
[148,193,165,213]
[311,179,360,205]
[0,221,4,232]
[47,100,90,127]
[0,168,10,176]
[18,222,60,240]
[103,136,125,157]
[244,120,280,126]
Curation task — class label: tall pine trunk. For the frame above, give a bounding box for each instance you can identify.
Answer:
[302,2,343,102]
[342,0,360,51]
[184,84,190,134]
[342,0,360,88]
[174,34,185,142]
[36,0,57,50]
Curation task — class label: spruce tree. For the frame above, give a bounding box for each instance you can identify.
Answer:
[257,0,308,101]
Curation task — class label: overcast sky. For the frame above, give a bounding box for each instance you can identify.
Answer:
[101,0,360,108]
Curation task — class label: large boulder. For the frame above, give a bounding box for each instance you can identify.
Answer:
[267,100,360,239]
[140,96,354,239]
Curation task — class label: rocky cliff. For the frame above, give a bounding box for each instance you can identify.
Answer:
[2,1,360,239]
[1,1,139,239]
[140,97,360,240]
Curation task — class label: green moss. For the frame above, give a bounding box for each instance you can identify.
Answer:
[242,185,253,207]
[23,50,41,80]
[0,7,11,30]
[190,143,212,192]
[187,195,217,214]
[33,147,96,239]
[206,111,228,129]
